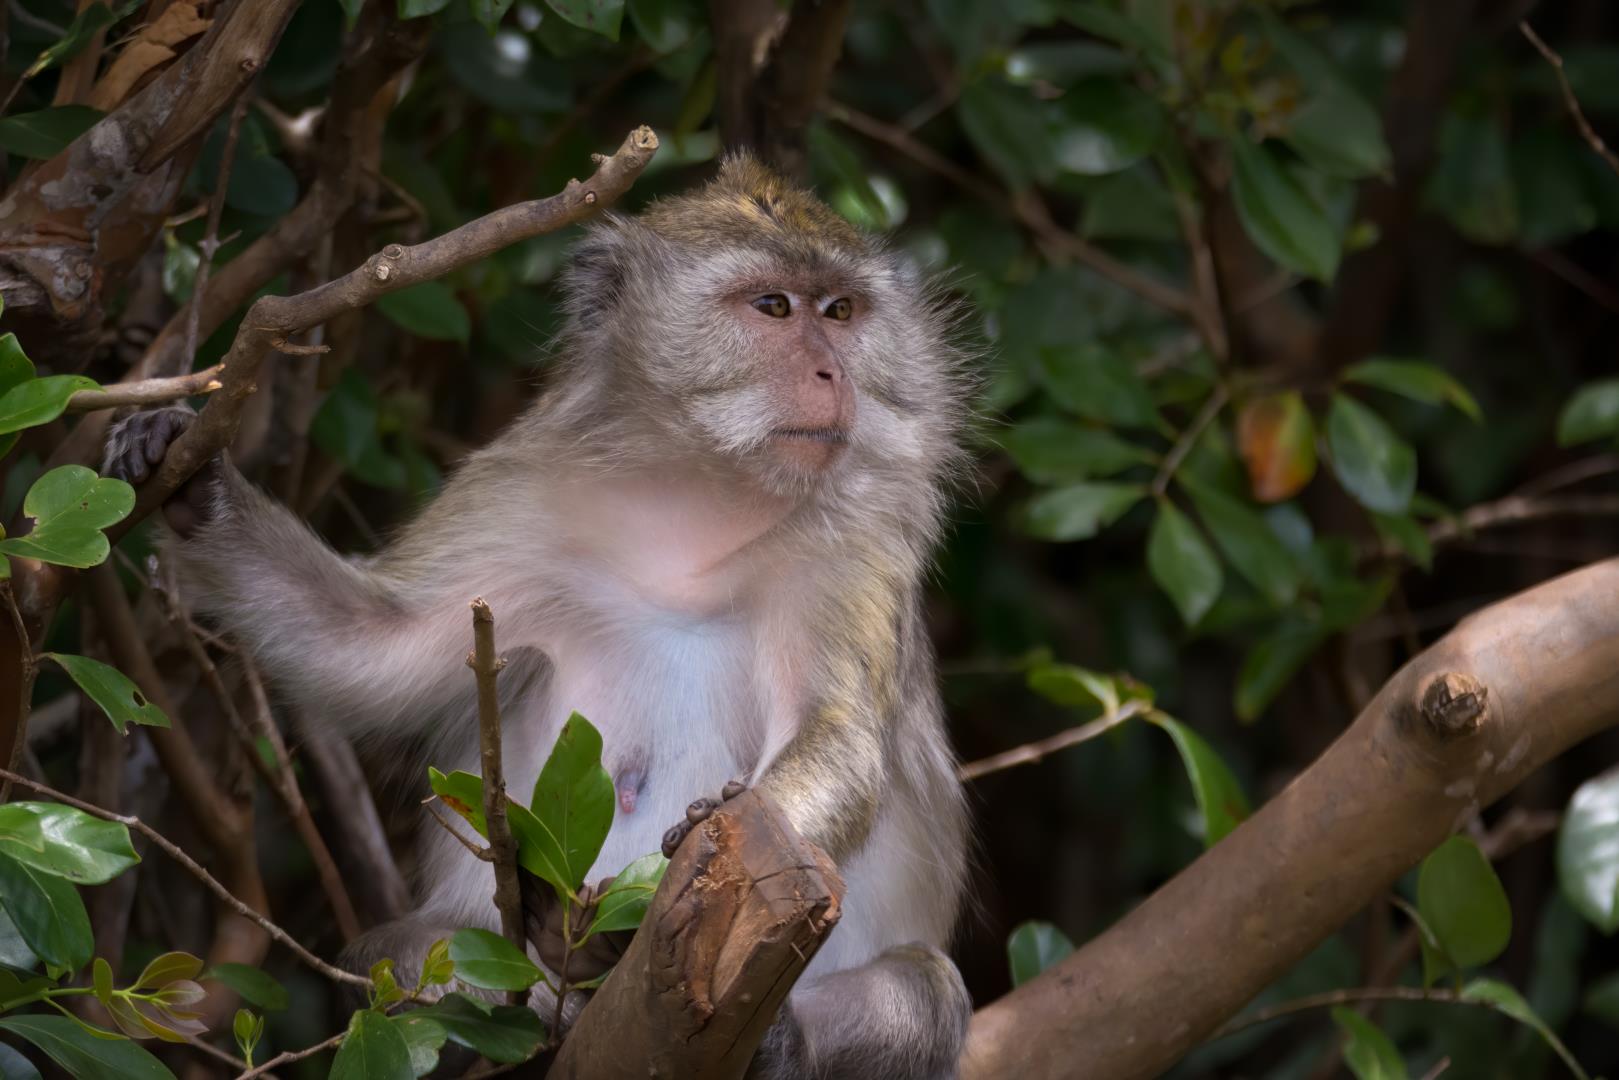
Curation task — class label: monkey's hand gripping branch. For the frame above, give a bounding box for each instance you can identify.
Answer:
[113,126,661,539]
[551,789,844,1080]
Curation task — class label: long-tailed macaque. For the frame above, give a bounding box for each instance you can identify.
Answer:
[108,155,973,1079]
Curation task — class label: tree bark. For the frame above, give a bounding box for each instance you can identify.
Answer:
[958,555,1619,1080]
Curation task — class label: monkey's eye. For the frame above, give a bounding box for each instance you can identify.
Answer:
[825,298,852,321]
[751,294,790,318]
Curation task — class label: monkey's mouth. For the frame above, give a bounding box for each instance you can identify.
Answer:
[770,426,848,445]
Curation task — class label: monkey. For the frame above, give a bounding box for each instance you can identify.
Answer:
[107,154,974,1080]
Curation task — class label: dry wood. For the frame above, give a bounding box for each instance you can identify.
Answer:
[551,789,843,1080]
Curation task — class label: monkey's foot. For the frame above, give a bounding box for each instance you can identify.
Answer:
[103,406,222,537]
[660,779,747,858]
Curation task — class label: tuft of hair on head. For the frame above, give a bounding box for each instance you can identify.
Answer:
[638,150,869,255]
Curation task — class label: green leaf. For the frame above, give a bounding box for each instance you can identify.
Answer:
[1026,663,1122,712]
[92,957,112,1005]
[1038,345,1160,429]
[43,654,168,733]
[1557,768,1619,934]
[0,1015,174,1080]
[0,335,35,398]
[1586,971,1619,1028]
[408,993,545,1064]
[1461,978,1591,1080]
[1325,394,1416,515]
[133,952,203,991]
[627,0,698,52]
[0,907,41,972]
[338,0,365,27]
[472,0,517,30]
[529,713,615,896]
[440,23,570,112]
[233,1009,264,1065]
[428,768,488,835]
[544,0,625,40]
[958,79,1055,189]
[417,938,454,988]
[1022,483,1144,542]
[583,851,667,937]
[1285,89,1392,180]
[1228,137,1340,281]
[1342,359,1481,422]
[376,282,471,344]
[0,802,139,884]
[204,963,289,1011]
[0,375,101,437]
[1556,378,1619,446]
[331,1008,414,1080]
[1050,78,1163,176]
[1006,920,1074,987]
[0,849,92,969]
[393,1012,447,1077]
[1180,477,1299,606]
[1147,713,1249,846]
[225,154,298,218]
[808,124,889,231]
[1147,500,1222,626]
[398,0,453,15]
[1001,419,1154,483]
[0,107,104,160]
[448,929,542,991]
[1234,620,1328,722]
[1417,836,1512,982]
[1331,1008,1407,1080]
[0,467,135,569]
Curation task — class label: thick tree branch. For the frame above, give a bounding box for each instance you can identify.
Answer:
[959,556,1619,1080]
[551,789,842,1079]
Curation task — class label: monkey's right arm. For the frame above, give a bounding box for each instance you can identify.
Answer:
[108,408,472,733]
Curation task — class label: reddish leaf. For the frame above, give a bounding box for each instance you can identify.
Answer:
[1237,392,1317,502]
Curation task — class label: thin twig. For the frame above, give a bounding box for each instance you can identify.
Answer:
[235,1028,345,1080]
[0,767,370,990]
[67,365,224,411]
[0,584,35,801]
[1367,493,1619,562]
[469,598,527,1005]
[959,699,1149,781]
[1520,21,1619,178]
[425,799,491,858]
[178,94,252,378]
[1153,384,1229,496]
[1418,1057,1452,1080]
[184,1032,250,1072]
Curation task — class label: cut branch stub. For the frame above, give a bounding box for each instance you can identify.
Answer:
[1418,672,1489,739]
[550,788,843,1080]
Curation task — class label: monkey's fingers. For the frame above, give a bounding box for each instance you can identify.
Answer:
[659,781,748,857]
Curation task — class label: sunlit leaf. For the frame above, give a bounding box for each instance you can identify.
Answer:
[1557,768,1619,934]
[584,852,667,937]
[0,802,139,884]
[1417,836,1511,983]
[0,375,101,437]
[448,929,542,991]
[134,952,204,992]
[529,712,615,895]
[0,467,134,569]
[1006,921,1074,987]
[1147,499,1222,626]
[0,850,91,969]
[1026,662,1121,712]
[43,653,168,734]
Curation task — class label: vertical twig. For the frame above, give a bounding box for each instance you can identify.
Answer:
[178,94,252,378]
[1520,21,1619,179]
[469,597,526,1005]
[0,583,35,801]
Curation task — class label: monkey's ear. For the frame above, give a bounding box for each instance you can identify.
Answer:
[564,218,633,328]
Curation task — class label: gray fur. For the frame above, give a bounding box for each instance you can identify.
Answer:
[120,155,974,1078]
